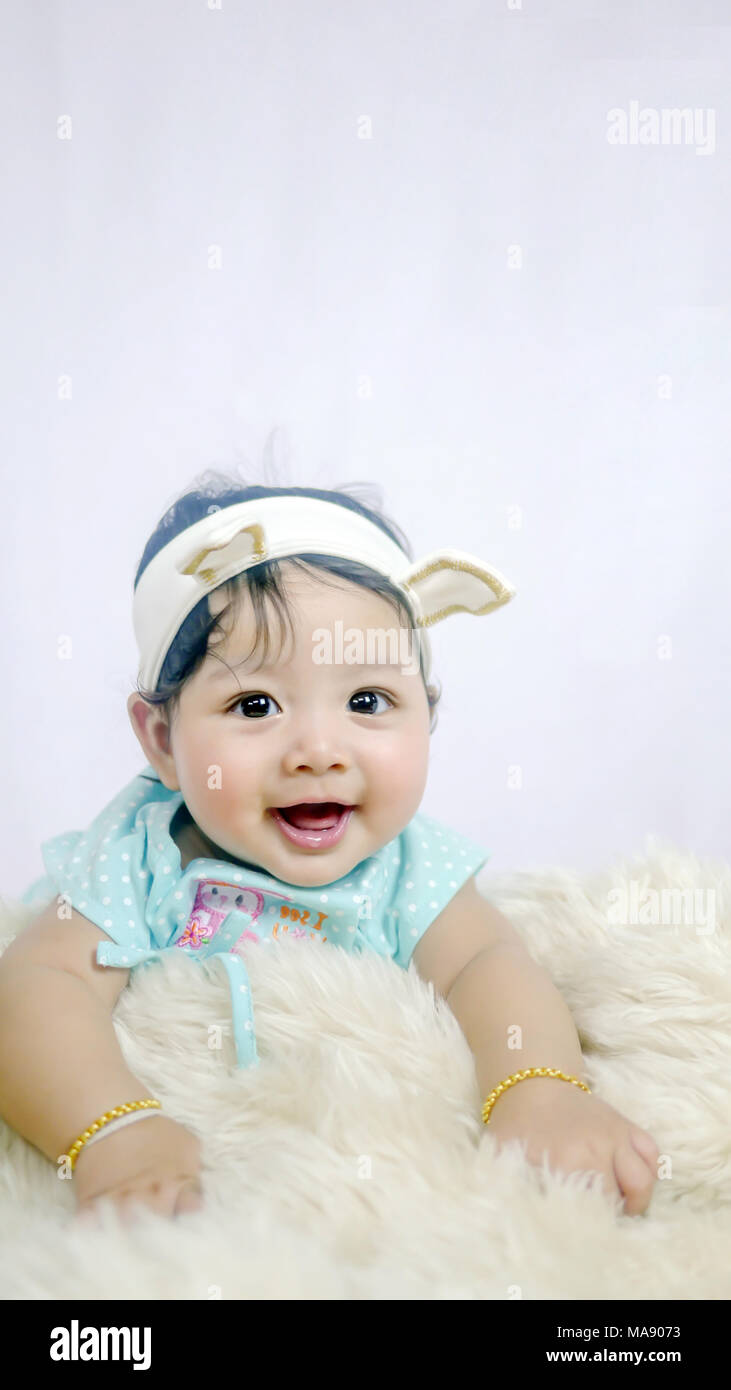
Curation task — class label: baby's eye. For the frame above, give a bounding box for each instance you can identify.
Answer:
[349,690,394,715]
[227,693,281,719]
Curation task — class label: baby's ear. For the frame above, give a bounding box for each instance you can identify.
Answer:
[126,693,180,790]
[399,549,516,627]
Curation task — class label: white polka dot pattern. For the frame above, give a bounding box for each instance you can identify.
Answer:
[20,763,491,1066]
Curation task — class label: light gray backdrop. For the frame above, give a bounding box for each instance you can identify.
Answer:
[3,0,729,896]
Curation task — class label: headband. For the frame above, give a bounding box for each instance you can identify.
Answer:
[132,495,516,693]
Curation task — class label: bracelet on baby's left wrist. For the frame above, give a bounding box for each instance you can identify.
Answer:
[482,1067,591,1124]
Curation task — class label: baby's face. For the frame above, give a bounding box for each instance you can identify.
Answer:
[140,566,431,888]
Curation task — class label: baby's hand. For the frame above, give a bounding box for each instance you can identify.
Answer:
[485,1079,660,1216]
[71,1114,204,1225]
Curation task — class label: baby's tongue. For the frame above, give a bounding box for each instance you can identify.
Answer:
[281,803,342,830]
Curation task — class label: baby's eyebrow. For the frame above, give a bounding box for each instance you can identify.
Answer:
[206,659,414,683]
[205,660,271,682]
[344,667,411,678]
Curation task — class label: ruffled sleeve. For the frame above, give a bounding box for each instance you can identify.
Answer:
[357,811,490,969]
[19,773,161,961]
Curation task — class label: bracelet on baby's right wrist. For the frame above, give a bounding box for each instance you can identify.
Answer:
[65,1099,163,1171]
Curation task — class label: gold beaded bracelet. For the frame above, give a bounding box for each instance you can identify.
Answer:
[66,1099,162,1171]
[482,1068,591,1124]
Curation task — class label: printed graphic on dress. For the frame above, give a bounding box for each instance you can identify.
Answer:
[175,879,329,954]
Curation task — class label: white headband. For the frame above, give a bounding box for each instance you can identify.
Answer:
[132,495,517,693]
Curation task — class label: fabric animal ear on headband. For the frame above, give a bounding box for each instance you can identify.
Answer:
[177,523,266,588]
[399,550,516,628]
[133,495,517,694]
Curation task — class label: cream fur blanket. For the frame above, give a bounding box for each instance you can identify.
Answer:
[1,837,729,1301]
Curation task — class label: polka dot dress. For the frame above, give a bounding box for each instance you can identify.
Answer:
[21,763,491,1068]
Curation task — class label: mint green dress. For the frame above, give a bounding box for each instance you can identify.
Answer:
[22,764,490,1068]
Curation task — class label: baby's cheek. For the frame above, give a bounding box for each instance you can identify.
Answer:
[391,723,430,784]
[209,782,248,831]
[372,733,428,809]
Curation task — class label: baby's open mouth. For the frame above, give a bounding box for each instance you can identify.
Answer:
[275,802,353,830]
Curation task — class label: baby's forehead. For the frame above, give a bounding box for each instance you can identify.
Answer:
[202,572,417,681]
[209,568,405,631]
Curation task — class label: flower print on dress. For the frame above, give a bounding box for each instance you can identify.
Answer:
[176,879,293,956]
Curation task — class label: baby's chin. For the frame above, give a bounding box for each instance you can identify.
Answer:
[199,835,358,887]
[264,847,364,889]
[204,810,392,885]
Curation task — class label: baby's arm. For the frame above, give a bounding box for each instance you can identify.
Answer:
[0,901,201,1219]
[413,878,659,1215]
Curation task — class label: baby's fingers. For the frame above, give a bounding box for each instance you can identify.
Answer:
[613,1142,656,1217]
[628,1126,661,1173]
[75,1182,192,1227]
[175,1179,205,1216]
[74,1203,101,1230]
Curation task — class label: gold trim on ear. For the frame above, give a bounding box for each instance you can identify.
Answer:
[180,523,268,587]
[403,556,515,628]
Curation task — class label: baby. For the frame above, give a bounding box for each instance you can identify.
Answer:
[1,479,660,1224]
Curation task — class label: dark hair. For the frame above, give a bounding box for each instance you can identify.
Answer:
[133,470,442,733]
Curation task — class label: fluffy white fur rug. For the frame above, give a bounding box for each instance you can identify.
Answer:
[1,836,729,1301]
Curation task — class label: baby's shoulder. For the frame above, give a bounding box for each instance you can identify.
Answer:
[400,808,490,871]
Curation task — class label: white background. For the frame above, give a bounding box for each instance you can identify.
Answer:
[3,0,730,897]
